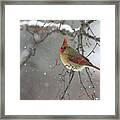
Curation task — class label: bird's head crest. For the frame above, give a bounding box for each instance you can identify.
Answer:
[62,36,68,47]
[59,36,68,54]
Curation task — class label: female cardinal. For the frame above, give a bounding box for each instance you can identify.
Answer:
[59,37,100,72]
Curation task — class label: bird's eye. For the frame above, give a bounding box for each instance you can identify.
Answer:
[61,47,66,49]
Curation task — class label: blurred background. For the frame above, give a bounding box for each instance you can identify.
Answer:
[20,20,100,100]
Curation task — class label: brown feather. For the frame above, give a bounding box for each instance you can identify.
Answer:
[69,54,92,66]
[62,36,68,47]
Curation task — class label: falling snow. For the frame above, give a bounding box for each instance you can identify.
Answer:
[95,98,99,100]
[49,65,52,68]
[24,46,27,49]
[59,76,62,79]
[44,72,47,75]
[24,63,27,66]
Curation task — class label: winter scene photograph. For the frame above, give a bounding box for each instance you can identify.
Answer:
[20,20,100,100]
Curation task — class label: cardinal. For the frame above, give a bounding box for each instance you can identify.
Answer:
[59,37,100,72]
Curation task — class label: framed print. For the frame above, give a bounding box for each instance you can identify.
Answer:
[0,0,119,119]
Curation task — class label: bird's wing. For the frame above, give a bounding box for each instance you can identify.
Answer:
[69,55,91,65]
[67,51,92,66]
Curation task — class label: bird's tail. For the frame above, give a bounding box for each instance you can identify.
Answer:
[91,64,100,70]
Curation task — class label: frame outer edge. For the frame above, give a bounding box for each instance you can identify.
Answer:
[115,1,119,119]
[1,0,119,119]
[1,1,5,119]
[118,1,120,119]
[0,0,119,5]
[0,1,1,119]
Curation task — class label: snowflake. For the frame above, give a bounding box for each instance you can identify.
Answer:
[44,72,47,75]
[24,63,27,66]
[95,98,99,100]
[24,46,27,49]
[49,65,52,68]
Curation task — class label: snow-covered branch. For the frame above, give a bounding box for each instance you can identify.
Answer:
[21,20,100,42]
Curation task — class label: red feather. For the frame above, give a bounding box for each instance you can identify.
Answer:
[69,55,100,70]
[69,55,92,66]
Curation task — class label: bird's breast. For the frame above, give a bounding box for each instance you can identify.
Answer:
[60,53,68,64]
[60,53,85,72]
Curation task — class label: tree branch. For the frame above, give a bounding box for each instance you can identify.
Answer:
[83,32,100,42]
[60,70,74,100]
[78,71,93,100]
[86,43,98,58]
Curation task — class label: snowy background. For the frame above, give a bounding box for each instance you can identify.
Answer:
[20,20,100,100]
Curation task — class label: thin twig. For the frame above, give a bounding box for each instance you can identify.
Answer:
[41,21,47,28]
[85,67,97,99]
[85,68,95,88]
[58,20,64,30]
[88,26,96,38]
[86,20,95,25]
[60,70,74,100]
[78,72,93,100]
[86,43,98,58]
[80,30,84,55]
[83,32,100,42]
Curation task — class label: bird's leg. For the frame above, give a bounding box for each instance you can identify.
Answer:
[69,69,74,78]
[69,70,72,79]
